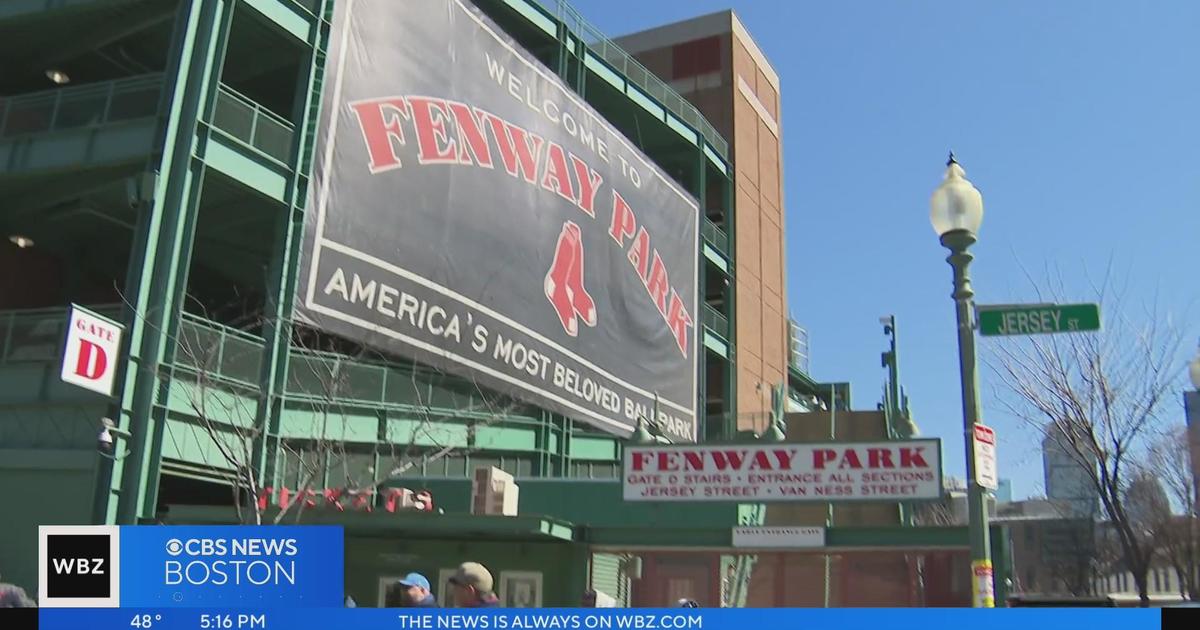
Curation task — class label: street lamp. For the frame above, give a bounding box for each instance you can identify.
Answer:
[930,152,994,608]
[1188,342,1200,391]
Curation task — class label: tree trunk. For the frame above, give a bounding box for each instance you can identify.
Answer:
[1134,571,1150,607]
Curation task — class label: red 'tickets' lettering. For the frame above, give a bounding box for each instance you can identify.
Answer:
[350,98,410,172]
[900,447,929,468]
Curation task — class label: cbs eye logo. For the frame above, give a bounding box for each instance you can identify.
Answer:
[39,526,121,608]
[166,539,184,556]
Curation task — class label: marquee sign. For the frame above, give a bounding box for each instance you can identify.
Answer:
[623,440,943,502]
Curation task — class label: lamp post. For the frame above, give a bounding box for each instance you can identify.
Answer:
[930,152,993,607]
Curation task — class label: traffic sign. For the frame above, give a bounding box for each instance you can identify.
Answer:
[976,303,1100,337]
[972,423,997,490]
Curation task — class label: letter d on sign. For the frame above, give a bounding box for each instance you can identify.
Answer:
[75,340,108,380]
[60,305,124,397]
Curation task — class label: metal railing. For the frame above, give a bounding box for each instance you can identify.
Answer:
[175,313,266,388]
[702,303,730,340]
[0,305,123,364]
[0,74,163,139]
[212,84,295,164]
[702,217,730,254]
[532,0,729,159]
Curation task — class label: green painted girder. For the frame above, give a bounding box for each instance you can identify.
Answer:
[0,121,160,176]
[164,504,578,542]
[584,524,1012,550]
[0,0,144,22]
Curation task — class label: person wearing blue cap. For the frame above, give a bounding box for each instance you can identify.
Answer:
[396,573,438,608]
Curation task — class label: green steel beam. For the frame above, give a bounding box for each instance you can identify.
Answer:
[108,0,230,525]
[241,0,317,42]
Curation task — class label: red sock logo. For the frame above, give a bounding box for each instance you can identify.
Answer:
[545,221,597,336]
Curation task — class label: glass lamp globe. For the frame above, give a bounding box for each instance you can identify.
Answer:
[930,154,984,237]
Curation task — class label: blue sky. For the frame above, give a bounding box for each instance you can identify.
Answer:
[571,0,1200,499]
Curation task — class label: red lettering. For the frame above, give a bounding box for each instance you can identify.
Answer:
[645,253,670,315]
[257,487,273,512]
[570,155,603,216]
[838,449,863,469]
[868,448,895,468]
[900,447,929,468]
[683,451,704,471]
[407,97,457,164]
[665,291,693,357]
[627,228,650,279]
[813,449,838,469]
[486,115,544,183]
[631,451,652,471]
[748,451,774,470]
[446,101,494,168]
[349,98,410,172]
[609,191,636,245]
[383,488,406,513]
[657,451,683,471]
[540,143,576,204]
[773,449,797,470]
[74,339,108,380]
[709,450,747,470]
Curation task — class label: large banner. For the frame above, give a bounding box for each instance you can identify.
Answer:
[296,0,699,442]
[623,440,943,502]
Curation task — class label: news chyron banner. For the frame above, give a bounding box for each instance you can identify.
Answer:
[37,526,343,608]
[295,0,699,442]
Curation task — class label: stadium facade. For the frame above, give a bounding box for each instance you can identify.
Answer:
[0,0,1008,606]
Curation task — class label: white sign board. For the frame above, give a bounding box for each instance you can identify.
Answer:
[972,424,998,490]
[623,440,942,502]
[60,305,124,397]
[732,526,825,549]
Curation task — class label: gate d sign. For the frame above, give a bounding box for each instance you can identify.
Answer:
[60,305,124,396]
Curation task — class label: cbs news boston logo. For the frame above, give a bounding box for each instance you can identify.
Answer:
[38,525,121,608]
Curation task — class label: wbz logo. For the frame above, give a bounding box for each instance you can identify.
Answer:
[39,525,121,607]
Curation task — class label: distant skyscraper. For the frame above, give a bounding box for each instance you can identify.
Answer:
[995,479,1013,504]
[1042,432,1099,518]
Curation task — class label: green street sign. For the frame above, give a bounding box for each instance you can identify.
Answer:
[977,303,1101,337]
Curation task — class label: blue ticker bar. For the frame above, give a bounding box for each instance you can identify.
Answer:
[39,607,1164,630]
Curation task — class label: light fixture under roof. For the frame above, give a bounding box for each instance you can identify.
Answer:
[45,69,70,85]
[9,235,34,248]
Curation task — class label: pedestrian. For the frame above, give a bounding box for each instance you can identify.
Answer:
[0,581,35,608]
[395,573,438,608]
[448,562,500,607]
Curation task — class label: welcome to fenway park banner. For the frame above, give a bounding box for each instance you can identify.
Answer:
[296,0,699,441]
